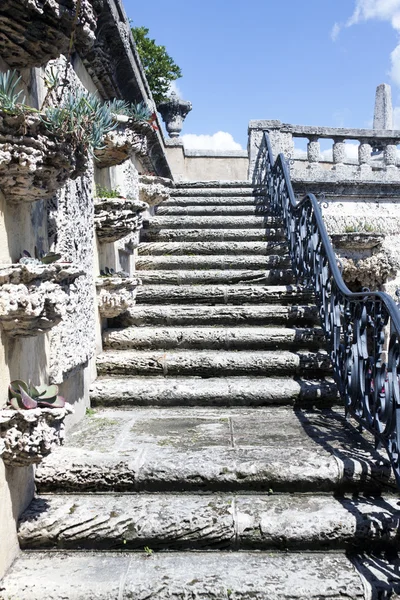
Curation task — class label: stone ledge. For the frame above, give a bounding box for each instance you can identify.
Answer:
[95,276,141,318]
[94,197,148,243]
[139,175,174,207]
[0,263,84,336]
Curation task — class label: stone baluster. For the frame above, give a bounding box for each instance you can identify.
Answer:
[332,138,346,166]
[384,142,398,168]
[307,137,320,165]
[358,141,372,174]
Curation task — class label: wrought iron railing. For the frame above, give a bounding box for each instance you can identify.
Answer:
[255,132,400,487]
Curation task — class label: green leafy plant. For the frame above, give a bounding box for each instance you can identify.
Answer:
[19,249,62,266]
[8,380,65,410]
[131,26,182,105]
[95,184,121,198]
[0,70,26,113]
[144,546,154,556]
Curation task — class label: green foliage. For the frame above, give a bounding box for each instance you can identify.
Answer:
[95,184,121,198]
[131,26,182,105]
[8,380,65,410]
[144,546,154,556]
[0,70,26,113]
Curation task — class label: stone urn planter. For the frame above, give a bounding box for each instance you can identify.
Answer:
[157,92,192,138]
[0,112,88,203]
[139,175,174,207]
[0,404,73,467]
[96,276,141,318]
[94,197,148,244]
[0,262,84,336]
[0,0,97,68]
[94,119,148,168]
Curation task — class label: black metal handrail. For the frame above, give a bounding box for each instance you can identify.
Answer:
[256,132,400,487]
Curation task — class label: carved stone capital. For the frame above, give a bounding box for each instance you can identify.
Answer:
[157,93,192,138]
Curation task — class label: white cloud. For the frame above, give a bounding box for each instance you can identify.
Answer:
[168,80,182,98]
[181,131,243,151]
[331,22,341,41]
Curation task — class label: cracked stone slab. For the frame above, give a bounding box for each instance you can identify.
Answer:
[102,326,325,351]
[137,241,289,256]
[137,268,294,285]
[0,551,370,599]
[135,284,313,305]
[135,254,290,271]
[95,349,331,377]
[144,215,281,230]
[35,407,394,493]
[115,304,319,327]
[18,493,400,551]
[90,376,339,408]
[141,227,285,242]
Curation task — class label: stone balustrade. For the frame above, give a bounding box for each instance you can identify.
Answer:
[248,120,400,183]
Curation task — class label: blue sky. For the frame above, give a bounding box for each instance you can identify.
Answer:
[124,0,400,150]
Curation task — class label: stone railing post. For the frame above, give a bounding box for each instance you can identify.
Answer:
[248,121,294,182]
[332,138,346,165]
[384,143,398,168]
[358,142,372,166]
[307,137,320,165]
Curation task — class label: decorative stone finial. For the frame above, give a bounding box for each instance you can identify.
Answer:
[157,92,192,138]
[373,83,393,130]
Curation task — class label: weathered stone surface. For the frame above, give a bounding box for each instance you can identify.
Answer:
[102,326,325,351]
[374,83,393,130]
[136,254,290,271]
[94,197,148,243]
[156,205,272,216]
[0,551,369,599]
[137,268,294,285]
[135,284,312,304]
[0,404,73,467]
[90,376,338,407]
[96,349,331,377]
[164,195,261,205]
[0,0,97,68]
[141,227,285,242]
[0,263,84,336]
[95,276,141,318]
[138,241,288,256]
[0,112,88,203]
[18,492,400,551]
[340,252,398,290]
[35,407,393,493]
[144,215,281,230]
[115,304,318,327]
[94,127,148,168]
[330,233,384,251]
[139,174,174,206]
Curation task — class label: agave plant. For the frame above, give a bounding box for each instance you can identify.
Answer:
[19,249,62,266]
[8,380,65,410]
[0,69,26,114]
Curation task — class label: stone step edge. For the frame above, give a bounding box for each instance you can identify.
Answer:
[17,493,400,552]
[1,551,379,600]
[90,376,339,407]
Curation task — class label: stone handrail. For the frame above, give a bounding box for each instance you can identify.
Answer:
[248,120,400,182]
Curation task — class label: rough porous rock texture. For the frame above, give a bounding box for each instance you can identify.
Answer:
[47,173,96,383]
[94,127,147,168]
[139,174,174,206]
[0,0,97,67]
[0,112,87,204]
[94,197,148,243]
[0,263,83,336]
[0,404,73,467]
[96,276,141,318]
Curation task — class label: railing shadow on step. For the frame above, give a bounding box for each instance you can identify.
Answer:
[253,132,400,490]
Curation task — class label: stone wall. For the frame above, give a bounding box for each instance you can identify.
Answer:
[0,0,173,577]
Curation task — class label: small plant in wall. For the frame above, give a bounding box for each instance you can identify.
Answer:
[19,249,62,266]
[8,380,65,410]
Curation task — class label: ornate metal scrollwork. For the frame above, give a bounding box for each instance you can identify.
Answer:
[256,132,400,487]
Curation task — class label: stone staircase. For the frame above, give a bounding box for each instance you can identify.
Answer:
[2,181,400,599]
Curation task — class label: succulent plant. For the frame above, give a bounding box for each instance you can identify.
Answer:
[100,267,129,278]
[8,380,65,410]
[19,249,62,266]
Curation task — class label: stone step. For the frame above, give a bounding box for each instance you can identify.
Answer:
[114,304,319,327]
[141,227,285,242]
[174,180,252,188]
[18,493,400,552]
[96,349,332,377]
[137,269,294,285]
[3,551,382,599]
[163,195,264,206]
[143,215,281,230]
[102,326,325,351]
[156,205,272,216]
[90,376,338,408]
[135,284,312,305]
[34,407,393,493]
[137,241,288,256]
[135,254,290,271]
[172,186,255,197]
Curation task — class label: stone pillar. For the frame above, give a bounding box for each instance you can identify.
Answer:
[307,137,320,163]
[384,144,397,167]
[332,139,346,164]
[373,84,393,130]
[358,142,372,165]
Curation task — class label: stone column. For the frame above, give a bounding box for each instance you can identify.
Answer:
[358,141,372,176]
[373,84,393,130]
[307,137,320,163]
[332,139,346,164]
[384,144,398,168]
